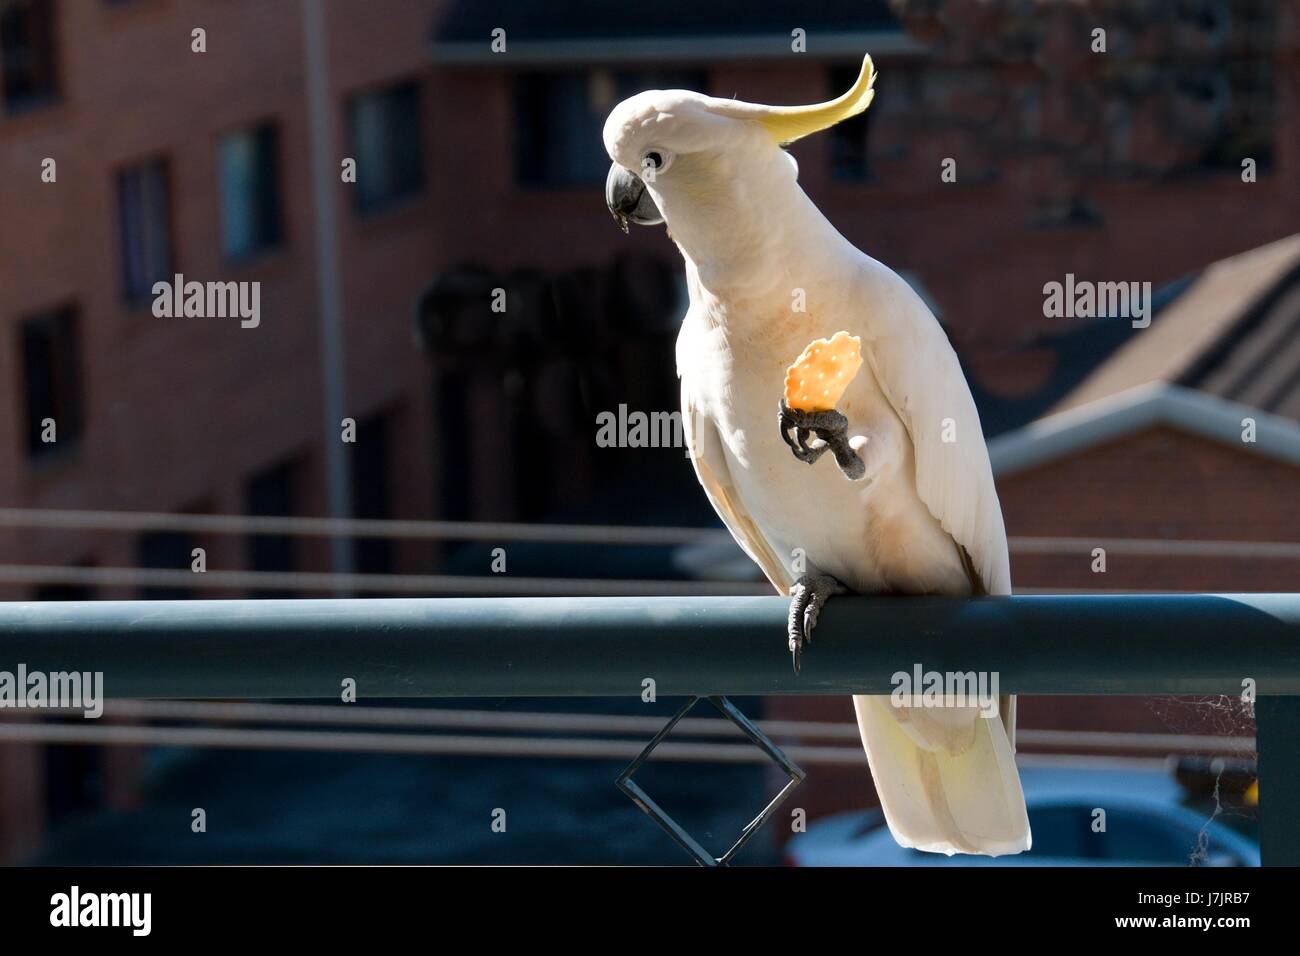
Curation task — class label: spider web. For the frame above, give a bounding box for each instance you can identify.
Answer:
[1143,694,1257,865]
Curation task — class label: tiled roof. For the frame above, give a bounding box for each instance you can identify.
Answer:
[1053,234,1300,421]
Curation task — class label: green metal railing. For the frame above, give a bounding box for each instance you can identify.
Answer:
[1,593,1296,863]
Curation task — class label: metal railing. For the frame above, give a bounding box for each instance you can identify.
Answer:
[4,506,1300,557]
[0,593,1296,864]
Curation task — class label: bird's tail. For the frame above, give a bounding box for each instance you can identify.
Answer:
[852,693,1030,856]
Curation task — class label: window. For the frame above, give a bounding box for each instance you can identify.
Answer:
[245,458,299,598]
[116,157,173,301]
[437,373,471,521]
[136,529,194,600]
[217,122,283,260]
[19,304,82,460]
[349,80,423,214]
[0,0,59,114]
[43,741,104,832]
[829,65,876,182]
[515,70,704,187]
[351,413,393,576]
[1190,57,1275,174]
[828,62,926,183]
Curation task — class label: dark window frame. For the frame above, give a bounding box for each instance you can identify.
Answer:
[18,303,83,462]
[828,64,877,184]
[513,68,705,189]
[0,0,60,115]
[347,78,424,216]
[136,527,196,600]
[115,154,175,303]
[351,411,394,578]
[216,120,285,262]
[244,456,301,598]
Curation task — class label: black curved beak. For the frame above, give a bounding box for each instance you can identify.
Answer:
[605,162,663,233]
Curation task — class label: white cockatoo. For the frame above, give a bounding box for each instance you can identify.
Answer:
[603,55,1029,855]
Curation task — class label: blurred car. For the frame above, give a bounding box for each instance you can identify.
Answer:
[786,764,1260,867]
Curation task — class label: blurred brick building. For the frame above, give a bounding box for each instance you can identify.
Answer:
[0,0,1296,859]
[0,0,449,861]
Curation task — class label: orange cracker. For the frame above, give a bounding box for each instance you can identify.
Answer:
[783,331,863,412]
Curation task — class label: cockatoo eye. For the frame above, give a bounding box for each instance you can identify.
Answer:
[641,150,672,175]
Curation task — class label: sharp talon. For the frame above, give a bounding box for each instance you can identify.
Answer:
[786,572,844,675]
[778,402,802,456]
[795,427,818,460]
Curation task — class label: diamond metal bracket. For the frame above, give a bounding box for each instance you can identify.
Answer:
[616,695,806,866]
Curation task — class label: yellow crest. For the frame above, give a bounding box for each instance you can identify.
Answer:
[754,54,877,145]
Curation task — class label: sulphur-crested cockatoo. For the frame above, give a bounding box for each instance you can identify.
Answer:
[603,55,1029,855]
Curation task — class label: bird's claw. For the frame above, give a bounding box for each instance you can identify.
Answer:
[778,400,865,480]
[787,573,845,675]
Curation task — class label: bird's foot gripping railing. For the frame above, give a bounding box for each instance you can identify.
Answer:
[0,593,1297,865]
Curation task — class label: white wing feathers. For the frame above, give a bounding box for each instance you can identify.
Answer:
[857,271,1012,597]
[682,380,793,593]
[847,271,1027,855]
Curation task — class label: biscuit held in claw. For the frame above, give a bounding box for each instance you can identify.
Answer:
[783,331,863,412]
